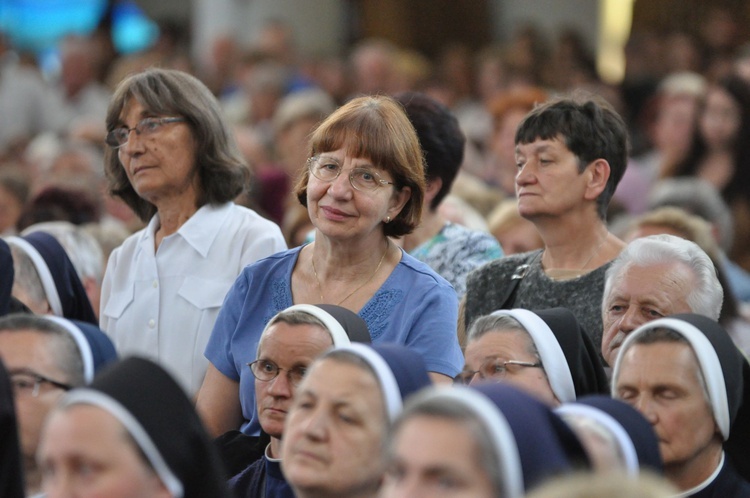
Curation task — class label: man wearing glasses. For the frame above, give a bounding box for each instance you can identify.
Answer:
[0,314,106,496]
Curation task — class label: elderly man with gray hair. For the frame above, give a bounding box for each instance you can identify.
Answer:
[601,234,724,366]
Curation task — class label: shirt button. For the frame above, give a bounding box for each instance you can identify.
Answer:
[152,280,158,288]
[148,319,156,328]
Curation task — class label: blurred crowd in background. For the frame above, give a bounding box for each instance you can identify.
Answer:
[2,4,750,312]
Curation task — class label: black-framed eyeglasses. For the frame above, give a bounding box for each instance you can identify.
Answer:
[106,117,186,148]
[307,155,395,192]
[247,359,308,387]
[454,359,542,385]
[9,370,73,397]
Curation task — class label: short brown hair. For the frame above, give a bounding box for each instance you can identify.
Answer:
[104,68,249,221]
[293,95,425,238]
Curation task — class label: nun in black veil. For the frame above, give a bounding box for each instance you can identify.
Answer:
[38,357,230,498]
[0,239,30,316]
[461,307,608,405]
[6,232,96,323]
[612,313,750,497]
[0,240,12,317]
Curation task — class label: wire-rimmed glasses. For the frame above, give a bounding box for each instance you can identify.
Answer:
[105,117,186,148]
[454,358,542,385]
[9,370,73,397]
[247,359,308,387]
[307,155,395,192]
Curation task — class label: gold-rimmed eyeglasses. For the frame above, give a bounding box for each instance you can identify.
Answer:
[307,155,395,192]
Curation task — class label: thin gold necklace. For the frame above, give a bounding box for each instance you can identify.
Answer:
[543,231,608,271]
[311,241,390,305]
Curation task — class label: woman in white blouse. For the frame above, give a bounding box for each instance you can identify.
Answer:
[99,68,286,394]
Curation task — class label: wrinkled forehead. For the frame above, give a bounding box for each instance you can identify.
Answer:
[0,329,62,370]
[469,326,534,354]
[257,322,333,357]
[609,261,692,298]
[113,92,179,126]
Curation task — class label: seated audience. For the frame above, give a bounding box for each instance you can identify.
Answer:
[0,313,116,496]
[612,314,750,496]
[381,383,589,498]
[281,343,431,498]
[459,308,608,406]
[38,357,230,497]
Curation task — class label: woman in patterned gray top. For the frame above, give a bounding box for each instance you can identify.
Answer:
[465,94,629,349]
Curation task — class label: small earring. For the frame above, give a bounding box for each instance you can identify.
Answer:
[384,216,391,224]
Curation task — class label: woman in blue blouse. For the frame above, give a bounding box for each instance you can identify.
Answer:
[197,95,463,436]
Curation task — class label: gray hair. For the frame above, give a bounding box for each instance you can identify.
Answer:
[257,309,332,357]
[272,88,335,134]
[0,313,85,387]
[389,394,504,496]
[466,314,540,359]
[22,221,105,285]
[268,309,327,330]
[603,234,723,320]
[7,242,47,311]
